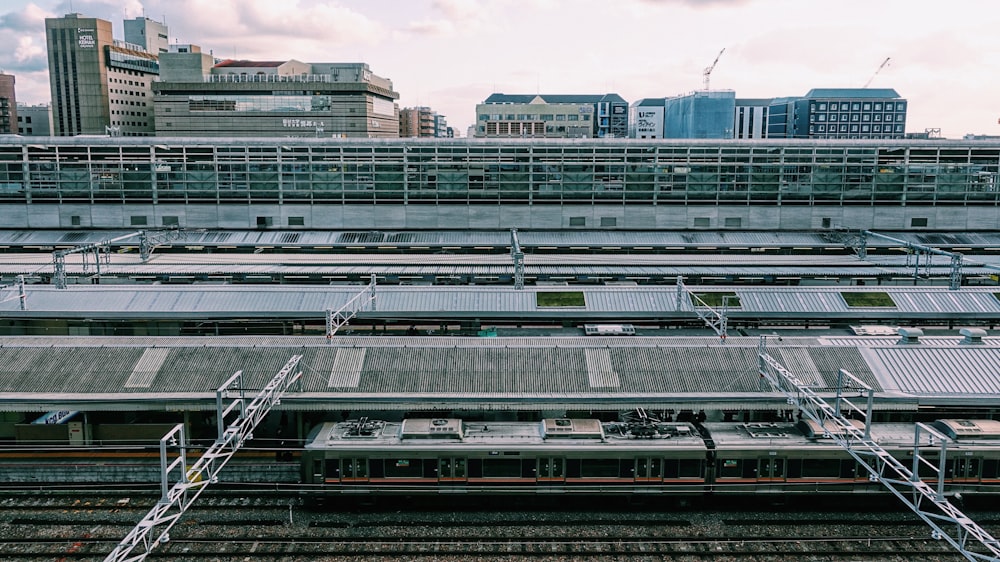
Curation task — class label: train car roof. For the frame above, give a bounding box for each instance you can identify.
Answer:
[304,418,708,452]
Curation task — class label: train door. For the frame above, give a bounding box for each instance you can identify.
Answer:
[438,457,467,484]
[949,455,981,483]
[758,457,785,482]
[635,457,663,483]
[341,457,369,483]
[537,457,565,483]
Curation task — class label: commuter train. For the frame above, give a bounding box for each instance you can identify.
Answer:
[301,416,1000,496]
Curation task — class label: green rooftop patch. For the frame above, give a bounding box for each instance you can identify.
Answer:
[841,291,896,307]
[693,292,740,308]
[537,291,586,308]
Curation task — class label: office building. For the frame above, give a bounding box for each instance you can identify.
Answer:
[153,59,399,138]
[45,13,160,136]
[475,94,628,138]
[124,16,169,55]
[0,73,15,134]
[767,88,907,139]
[16,104,53,136]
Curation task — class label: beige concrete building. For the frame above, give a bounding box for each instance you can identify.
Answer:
[475,94,628,138]
[153,58,400,138]
[45,13,160,137]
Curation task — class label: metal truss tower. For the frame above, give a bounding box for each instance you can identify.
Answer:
[103,355,303,562]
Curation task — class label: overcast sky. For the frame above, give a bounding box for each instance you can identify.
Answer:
[2,0,998,138]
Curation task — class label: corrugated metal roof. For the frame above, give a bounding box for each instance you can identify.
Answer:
[3,285,1000,320]
[867,347,1000,396]
[7,335,1000,414]
[9,229,1000,250]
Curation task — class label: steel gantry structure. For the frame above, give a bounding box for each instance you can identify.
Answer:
[51,229,184,289]
[103,355,303,562]
[757,338,1000,562]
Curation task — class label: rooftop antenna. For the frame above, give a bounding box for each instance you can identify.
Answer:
[864,57,891,88]
[703,48,725,90]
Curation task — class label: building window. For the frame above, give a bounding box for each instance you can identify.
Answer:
[71,216,81,226]
[288,216,305,226]
[693,217,711,228]
[162,216,179,226]
[911,217,928,228]
[600,217,617,227]
[130,216,148,226]
[724,217,742,228]
[256,216,273,229]
[821,218,832,229]
[568,217,586,227]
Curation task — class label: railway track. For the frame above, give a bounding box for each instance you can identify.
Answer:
[2,490,997,561]
[0,535,976,560]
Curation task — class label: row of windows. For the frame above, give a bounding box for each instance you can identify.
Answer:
[812,101,905,112]
[320,455,1000,481]
[480,114,592,122]
[811,124,904,134]
[813,113,905,123]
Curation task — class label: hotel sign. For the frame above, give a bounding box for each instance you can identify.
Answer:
[78,28,96,49]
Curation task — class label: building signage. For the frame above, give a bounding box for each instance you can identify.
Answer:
[77,28,96,49]
[282,119,326,128]
[635,107,663,137]
[33,410,79,424]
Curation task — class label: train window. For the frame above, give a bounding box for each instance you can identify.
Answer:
[679,459,702,478]
[384,458,424,478]
[566,459,582,478]
[801,459,841,478]
[325,459,339,479]
[483,458,522,478]
[581,458,621,478]
[983,459,999,479]
[718,458,742,478]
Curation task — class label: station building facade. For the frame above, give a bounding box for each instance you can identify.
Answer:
[475,94,628,139]
[0,137,998,232]
[152,57,400,139]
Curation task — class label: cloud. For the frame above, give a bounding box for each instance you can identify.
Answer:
[402,19,455,37]
[0,3,51,72]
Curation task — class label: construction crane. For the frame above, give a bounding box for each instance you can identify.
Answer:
[703,48,725,91]
[863,57,891,88]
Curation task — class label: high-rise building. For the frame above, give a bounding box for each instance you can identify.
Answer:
[475,94,628,138]
[153,58,399,138]
[0,73,15,134]
[400,106,446,137]
[16,104,53,136]
[45,13,160,136]
[124,16,169,54]
[767,88,907,139]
